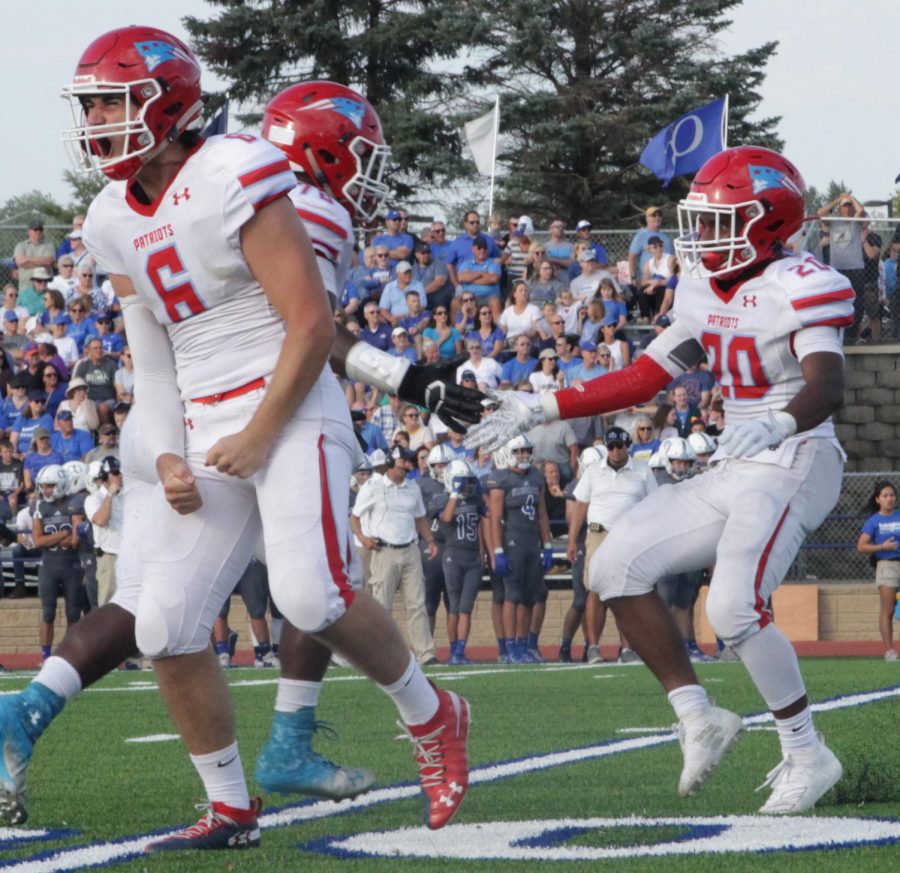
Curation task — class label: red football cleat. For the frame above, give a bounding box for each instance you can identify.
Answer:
[398,688,471,829]
[145,797,262,852]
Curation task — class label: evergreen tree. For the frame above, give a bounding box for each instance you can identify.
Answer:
[184,0,477,205]
[459,0,781,226]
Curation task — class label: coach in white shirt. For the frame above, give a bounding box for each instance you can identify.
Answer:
[567,426,657,661]
[351,446,439,665]
[84,459,123,605]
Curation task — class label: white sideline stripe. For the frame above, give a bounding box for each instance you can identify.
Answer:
[6,683,900,871]
[124,734,180,744]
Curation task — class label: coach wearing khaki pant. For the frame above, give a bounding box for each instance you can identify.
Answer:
[83,456,123,605]
[351,446,439,665]
[567,427,657,662]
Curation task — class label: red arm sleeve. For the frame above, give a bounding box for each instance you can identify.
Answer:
[555,354,672,420]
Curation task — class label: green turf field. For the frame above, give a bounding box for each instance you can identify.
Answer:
[1,658,898,871]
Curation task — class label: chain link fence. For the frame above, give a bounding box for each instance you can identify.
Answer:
[786,471,896,582]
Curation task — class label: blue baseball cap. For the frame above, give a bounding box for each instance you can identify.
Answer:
[580,340,597,353]
[385,209,402,220]
[3,310,18,322]
[53,313,72,326]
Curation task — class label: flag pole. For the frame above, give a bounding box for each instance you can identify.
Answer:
[487,95,500,219]
[722,93,729,149]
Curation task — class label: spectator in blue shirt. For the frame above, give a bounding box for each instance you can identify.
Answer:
[1,378,29,433]
[573,220,610,268]
[50,409,93,461]
[66,299,96,353]
[371,209,414,267]
[885,240,900,338]
[351,409,389,454]
[597,279,628,330]
[22,427,64,489]
[428,221,453,263]
[457,238,503,319]
[12,392,55,456]
[628,206,674,288]
[412,242,452,312]
[565,341,607,386]
[545,219,574,280]
[378,262,426,326]
[390,326,419,363]
[396,290,431,350]
[359,300,391,352]
[86,314,125,360]
[500,335,538,388]
[422,306,463,359]
[446,212,501,289]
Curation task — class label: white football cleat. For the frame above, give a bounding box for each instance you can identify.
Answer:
[676,705,744,796]
[757,735,842,814]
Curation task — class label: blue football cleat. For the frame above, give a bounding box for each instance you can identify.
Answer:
[0,683,65,825]
[255,709,375,800]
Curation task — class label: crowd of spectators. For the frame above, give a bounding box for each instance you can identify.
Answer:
[0,217,129,598]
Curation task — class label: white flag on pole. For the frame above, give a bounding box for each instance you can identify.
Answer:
[464,103,498,176]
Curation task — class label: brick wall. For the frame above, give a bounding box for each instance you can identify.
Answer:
[837,346,900,473]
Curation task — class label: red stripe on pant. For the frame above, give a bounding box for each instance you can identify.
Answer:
[753,503,791,629]
[318,434,354,609]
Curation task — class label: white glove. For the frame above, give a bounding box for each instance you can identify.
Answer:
[463,390,546,452]
[718,410,797,458]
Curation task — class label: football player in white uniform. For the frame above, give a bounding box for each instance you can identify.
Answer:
[467,146,852,814]
[0,26,471,849]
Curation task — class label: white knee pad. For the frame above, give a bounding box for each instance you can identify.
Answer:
[134,578,211,658]
[589,525,659,601]
[704,582,764,645]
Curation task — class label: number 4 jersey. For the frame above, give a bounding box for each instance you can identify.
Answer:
[647,253,853,458]
[82,133,340,401]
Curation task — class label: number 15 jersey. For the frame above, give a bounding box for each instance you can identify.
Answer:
[83,133,309,401]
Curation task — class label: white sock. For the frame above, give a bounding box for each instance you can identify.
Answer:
[34,656,82,700]
[250,628,259,648]
[275,679,322,713]
[732,624,806,711]
[668,684,711,722]
[189,742,250,808]
[775,707,820,758]
[379,651,439,726]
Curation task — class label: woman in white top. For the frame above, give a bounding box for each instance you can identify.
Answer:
[528,348,563,393]
[598,321,631,370]
[639,236,676,322]
[56,378,99,434]
[498,281,540,343]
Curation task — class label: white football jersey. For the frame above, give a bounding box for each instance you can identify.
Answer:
[646,253,854,445]
[287,183,354,301]
[83,133,309,400]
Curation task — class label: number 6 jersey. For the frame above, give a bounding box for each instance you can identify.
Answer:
[82,133,305,401]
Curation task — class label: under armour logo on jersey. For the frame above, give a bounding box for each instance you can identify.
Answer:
[742,294,758,308]
[748,164,803,196]
[297,97,365,129]
[173,188,190,206]
[134,40,196,73]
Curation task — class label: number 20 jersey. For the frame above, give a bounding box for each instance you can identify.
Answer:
[83,133,337,402]
[646,253,854,442]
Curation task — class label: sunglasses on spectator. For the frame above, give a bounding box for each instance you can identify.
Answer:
[44,372,58,378]
[479,309,491,315]
[461,296,475,303]
[432,228,445,234]
[465,219,480,225]
[606,441,626,450]
[375,253,389,257]
[598,352,611,358]
[434,309,448,315]
[404,411,420,418]
[33,279,49,284]
[638,426,652,431]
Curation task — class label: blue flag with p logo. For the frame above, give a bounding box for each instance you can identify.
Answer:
[639,97,728,187]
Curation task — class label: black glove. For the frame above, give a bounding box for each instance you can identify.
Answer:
[398,356,485,433]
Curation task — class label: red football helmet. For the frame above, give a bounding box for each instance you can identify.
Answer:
[674,146,806,279]
[262,81,391,222]
[61,26,204,181]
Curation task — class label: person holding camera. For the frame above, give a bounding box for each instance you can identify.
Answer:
[84,457,123,606]
[350,446,439,664]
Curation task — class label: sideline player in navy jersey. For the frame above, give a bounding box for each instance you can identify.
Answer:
[434,458,487,664]
[467,146,851,813]
[0,27,474,843]
[486,434,554,663]
[33,465,85,659]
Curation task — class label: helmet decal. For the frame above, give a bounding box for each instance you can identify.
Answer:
[134,40,196,73]
[749,164,803,197]
[297,97,366,129]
